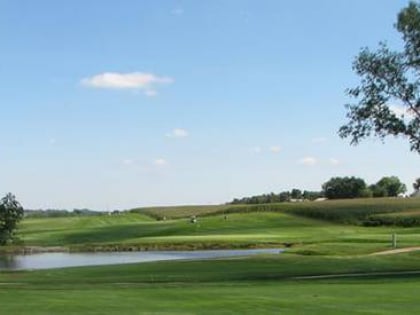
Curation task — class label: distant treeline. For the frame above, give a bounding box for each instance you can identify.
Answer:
[230,176,412,205]
[229,189,323,205]
[24,208,107,218]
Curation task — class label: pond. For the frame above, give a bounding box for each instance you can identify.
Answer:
[0,248,283,271]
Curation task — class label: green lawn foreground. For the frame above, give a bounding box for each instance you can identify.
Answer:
[2,279,420,315]
[2,253,420,314]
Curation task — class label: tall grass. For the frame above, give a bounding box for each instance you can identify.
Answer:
[132,198,420,225]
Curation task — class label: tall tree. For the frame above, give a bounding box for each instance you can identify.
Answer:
[0,193,24,245]
[339,2,420,153]
[291,188,302,199]
[322,177,368,199]
[372,176,407,197]
[414,178,420,191]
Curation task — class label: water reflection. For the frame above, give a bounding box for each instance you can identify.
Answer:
[0,248,282,271]
[0,255,17,269]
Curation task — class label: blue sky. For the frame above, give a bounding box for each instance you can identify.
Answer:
[1,0,418,210]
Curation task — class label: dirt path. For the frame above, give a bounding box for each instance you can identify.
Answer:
[369,246,420,256]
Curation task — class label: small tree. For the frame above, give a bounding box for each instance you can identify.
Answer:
[0,193,24,245]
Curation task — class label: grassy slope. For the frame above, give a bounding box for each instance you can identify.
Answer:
[14,212,363,251]
[15,203,420,254]
[133,204,234,219]
[132,198,420,221]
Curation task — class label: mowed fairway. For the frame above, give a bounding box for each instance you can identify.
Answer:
[2,253,420,314]
[2,279,420,314]
[20,212,331,247]
[3,198,420,314]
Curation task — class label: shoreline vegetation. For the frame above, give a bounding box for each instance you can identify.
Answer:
[0,242,287,255]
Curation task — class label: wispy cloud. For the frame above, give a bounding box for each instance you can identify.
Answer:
[166,128,189,138]
[251,146,262,154]
[269,145,281,153]
[298,156,317,166]
[81,72,173,96]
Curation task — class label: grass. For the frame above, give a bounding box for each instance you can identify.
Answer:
[3,253,420,314]
[3,198,420,313]
[4,252,420,284]
[131,204,234,219]
[3,279,420,314]
[12,212,378,252]
[132,198,420,224]
[9,199,420,254]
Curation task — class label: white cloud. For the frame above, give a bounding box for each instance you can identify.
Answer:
[81,72,173,96]
[269,145,281,153]
[166,128,189,138]
[298,156,317,166]
[312,137,327,144]
[329,158,340,166]
[251,146,262,154]
[153,158,168,167]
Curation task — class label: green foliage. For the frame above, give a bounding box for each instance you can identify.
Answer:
[284,198,420,224]
[339,1,420,153]
[414,178,420,191]
[322,176,367,199]
[229,176,407,206]
[25,209,105,218]
[371,176,407,197]
[229,189,323,205]
[370,184,389,197]
[365,210,420,227]
[290,188,302,199]
[302,190,324,201]
[0,193,24,245]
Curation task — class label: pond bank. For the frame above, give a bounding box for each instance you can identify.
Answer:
[0,242,292,254]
